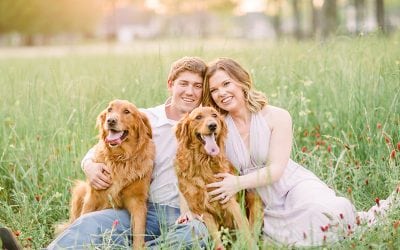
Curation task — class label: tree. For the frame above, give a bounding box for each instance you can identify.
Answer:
[292,0,302,40]
[322,0,337,38]
[354,0,365,34]
[376,0,385,32]
[0,0,103,45]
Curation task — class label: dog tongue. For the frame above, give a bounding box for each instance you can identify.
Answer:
[203,134,220,156]
[106,131,123,145]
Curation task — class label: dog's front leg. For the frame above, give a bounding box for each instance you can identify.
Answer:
[225,200,256,249]
[203,213,224,250]
[245,191,264,232]
[125,198,147,250]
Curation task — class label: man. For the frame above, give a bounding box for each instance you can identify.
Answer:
[47,57,209,249]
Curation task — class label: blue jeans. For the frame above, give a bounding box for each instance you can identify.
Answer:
[47,202,208,249]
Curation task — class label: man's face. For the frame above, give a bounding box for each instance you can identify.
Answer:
[168,71,203,116]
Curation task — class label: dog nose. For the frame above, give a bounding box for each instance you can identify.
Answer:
[208,122,217,132]
[107,118,117,126]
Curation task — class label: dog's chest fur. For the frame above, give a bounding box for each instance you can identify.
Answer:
[92,145,152,208]
[176,155,236,228]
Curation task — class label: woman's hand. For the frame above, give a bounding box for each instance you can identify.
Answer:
[206,173,243,204]
[83,161,112,190]
[175,211,203,224]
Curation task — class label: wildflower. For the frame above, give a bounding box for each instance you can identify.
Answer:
[14,230,21,237]
[356,216,361,225]
[327,145,332,153]
[385,137,391,144]
[365,179,369,185]
[35,195,41,202]
[394,220,400,230]
[377,123,382,129]
[347,187,352,194]
[339,213,344,219]
[375,197,380,207]
[301,146,307,153]
[397,142,400,151]
[112,219,119,228]
[390,150,396,159]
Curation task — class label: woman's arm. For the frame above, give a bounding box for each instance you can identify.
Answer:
[240,106,292,189]
[207,106,293,203]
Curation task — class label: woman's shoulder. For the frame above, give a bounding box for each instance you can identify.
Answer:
[259,105,292,128]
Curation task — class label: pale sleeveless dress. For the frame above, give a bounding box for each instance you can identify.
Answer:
[224,112,358,246]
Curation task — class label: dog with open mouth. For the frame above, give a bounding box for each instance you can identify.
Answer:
[175,106,262,249]
[56,99,155,249]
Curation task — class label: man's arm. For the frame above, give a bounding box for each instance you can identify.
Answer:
[81,147,112,190]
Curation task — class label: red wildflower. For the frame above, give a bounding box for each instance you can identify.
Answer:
[301,146,307,153]
[390,149,396,159]
[377,123,382,129]
[356,216,361,225]
[35,195,41,202]
[347,187,352,194]
[394,220,400,230]
[375,197,380,207]
[385,137,391,144]
[327,145,332,153]
[112,219,119,228]
[365,179,369,185]
[397,142,400,151]
[339,213,344,219]
[14,230,21,237]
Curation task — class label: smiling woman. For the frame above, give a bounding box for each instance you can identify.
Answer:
[202,57,399,247]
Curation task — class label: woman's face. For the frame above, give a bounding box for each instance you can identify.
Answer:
[208,70,246,113]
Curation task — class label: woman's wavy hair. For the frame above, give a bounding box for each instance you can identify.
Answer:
[202,58,267,115]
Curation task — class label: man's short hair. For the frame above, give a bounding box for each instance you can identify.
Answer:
[167,57,207,82]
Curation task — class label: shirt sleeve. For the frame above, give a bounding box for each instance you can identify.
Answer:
[81,147,96,171]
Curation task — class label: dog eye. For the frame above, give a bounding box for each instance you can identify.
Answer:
[107,107,112,112]
[124,109,130,114]
[195,115,202,120]
[212,113,217,118]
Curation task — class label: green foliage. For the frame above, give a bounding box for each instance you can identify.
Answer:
[0,35,399,248]
[0,0,102,35]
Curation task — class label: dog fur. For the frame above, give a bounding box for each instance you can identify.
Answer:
[175,106,262,249]
[57,99,155,249]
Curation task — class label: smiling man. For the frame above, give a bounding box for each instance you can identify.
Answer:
[47,57,209,249]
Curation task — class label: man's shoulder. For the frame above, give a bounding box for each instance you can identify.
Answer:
[140,104,166,126]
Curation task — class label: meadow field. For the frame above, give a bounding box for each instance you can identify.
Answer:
[0,34,399,249]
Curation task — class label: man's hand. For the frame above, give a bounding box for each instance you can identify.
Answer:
[83,160,112,190]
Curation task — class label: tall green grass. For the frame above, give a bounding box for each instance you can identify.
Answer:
[0,34,399,248]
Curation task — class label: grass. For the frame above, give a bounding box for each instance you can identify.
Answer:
[0,34,399,249]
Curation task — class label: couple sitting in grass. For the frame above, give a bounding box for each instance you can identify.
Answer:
[2,56,398,249]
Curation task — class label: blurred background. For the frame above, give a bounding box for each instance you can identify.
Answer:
[0,0,399,47]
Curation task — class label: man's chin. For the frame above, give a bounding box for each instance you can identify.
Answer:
[181,103,199,113]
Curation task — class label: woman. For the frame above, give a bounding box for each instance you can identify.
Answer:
[203,58,397,246]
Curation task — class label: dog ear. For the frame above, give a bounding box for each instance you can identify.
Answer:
[96,109,107,141]
[139,111,152,139]
[217,115,228,147]
[175,113,190,142]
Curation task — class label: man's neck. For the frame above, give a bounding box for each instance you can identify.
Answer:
[165,104,185,121]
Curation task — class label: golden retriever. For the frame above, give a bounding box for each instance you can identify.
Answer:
[57,99,155,249]
[175,106,262,249]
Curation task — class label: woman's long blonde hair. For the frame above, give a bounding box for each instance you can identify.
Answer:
[202,58,267,115]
